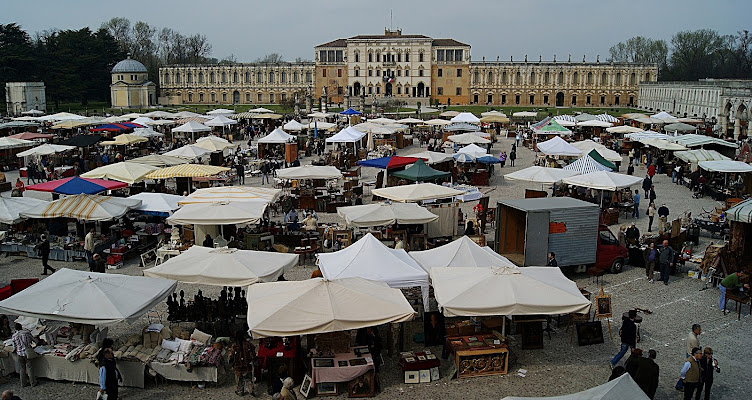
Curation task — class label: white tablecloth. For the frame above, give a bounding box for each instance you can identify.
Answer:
[149,361,220,382]
[9,354,145,388]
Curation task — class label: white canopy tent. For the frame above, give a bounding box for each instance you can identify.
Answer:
[638,138,687,151]
[127,193,185,215]
[257,127,295,144]
[372,183,465,202]
[650,111,679,123]
[167,201,267,226]
[246,277,415,338]
[276,165,343,180]
[163,144,213,159]
[606,125,643,134]
[282,120,306,131]
[504,166,579,185]
[406,151,454,164]
[571,140,622,162]
[512,111,538,118]
[131,116,156,126]
[81,162,159,184]
[325,126,366,143]
[38,112,87,122]
[561,171,643,191]
[143,111,175,119]
[307,121,336,131]
[131,127,164,138]
[562,154,612,174]
[447,132,491,144]
[502,374,648,400]
[397,117,424,124]
[144,246,297,286]
[179,186,281,205]
[0,197,49,224]
[670,134,738,149]
[204,115,238,127]
[577,119,613,128]
[424,119,451,126]
[0,268,176,326]
[409,236,515,272]
[249,107,274,114]
[536,136,581,157]
[674,149,730,169]
[0,137,34,150]
[624,131,670,141]
[194,135,237,152]
[449,112,481,124]
[430,266,591,317]
[206,108,235,115]
[317,233,430,306]
[129,154,188,167]
[369,117,398,124]
[337,203,438,227]
[699,160,752,173]
[17,143,75,157]
[457,143,488,158]
[172,121,211,141]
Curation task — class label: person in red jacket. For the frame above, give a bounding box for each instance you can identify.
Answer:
[647,163,656,178]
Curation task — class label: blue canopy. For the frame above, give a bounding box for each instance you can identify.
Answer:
[476,156,501,164]
[340,108,362,115]
[357,156,422,170]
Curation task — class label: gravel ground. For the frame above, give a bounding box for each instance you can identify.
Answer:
[0,136,747,400]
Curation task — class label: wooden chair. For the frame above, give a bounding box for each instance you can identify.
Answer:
[140,248,157,268]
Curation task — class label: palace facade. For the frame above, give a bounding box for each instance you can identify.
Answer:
[159,30,657,108]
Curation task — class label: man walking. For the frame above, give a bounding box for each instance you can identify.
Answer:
[680,347,703,400]
[687,324,701,358]
[235,162,245,185]
[84,228,96,271]
[35,234,55,275]
[230,330,257,396]
[632,190,641,218]
[12,323,36,387]
[642,175,652,198]
[643,242,657,282]
[509,149,516,167]
[634,349,659,399]
[658,240,674,285]
[260,162,270,185]
[610,309,637,368]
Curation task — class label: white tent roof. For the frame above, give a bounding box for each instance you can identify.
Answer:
[38,112,87,121]
[325,126,366,143]
[171,120,211,133]
[372,183,465,202]
[249,107,274,114]
[674,149,730,165]
[457,143,488,158]
[179,186,281,205]
[638,138,687,151]
[131,116,156,126]
[129,154,188,167]
[127,192,185,215]
[276,165,342,180]
[537,136,581,156]
[577,119,613,128]
[650,111,679,123]
[131,127,164,137]
[562,171,643,191]
[0,268,176,326]
[283,120,306,131]
[0,197,49,224]
[502,374,649,400]
[512,111,539,117]
[307,121,336,130]
[144,246,297,286]
[143,110,176,119]
[318,233,428,290]
[699,160,752,173]
[307,112,333,118]
[397,117,424,124]
[606,125,643,134]
[504,166,579,185]
[481,110,507,117]
[167,201,267,226]
[439,110,460,117]
[553,118,576,127]
[246,277,415,338]
[424,119,451,126]
[410,236,515,272]
[448,132,491,144]
[17,143,75,157]
[81,162,159,184]
[353,122,401,135]
[194,135,237,152]
[257,127,295,143]
[571,140,622,162]
[20,195,141,221]
[624,131,670,141]
[406,151,454,164]
[450,112,481,123]
[204,115,238,127]
[563,154,612,174]
[163,144,213,159]
[370,117,398,124]
[430,266,591,317]
[172,111,200,118]
[0,137,34,150]
[337,203,438,227]
[670,133,738,149]
[596,113,620,123]
[206,108,235,115]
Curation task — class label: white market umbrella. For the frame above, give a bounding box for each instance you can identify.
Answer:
[81,161,159,184]
[638,138,687,151]
[430,266,591,317]
[128,192,185,215]
[699,160,752,173]
[307,121,336,130]
[132,116,156,126]
[172,111,200,119]
[172,121,211,142]
[164,144,213,159]
[372,183,464,202]
[257,127,295,144]
[276,165,342,180]
[206,108,235,115]
[536,136,581,157]
[337,203,438,227]
[246,277,415,338]
[0,197,49,224]
[21,109,45,116]
[132,127,164,138]
[0,137,34,150]
[283,120,306,132]
[448,132,491,144]
[249,107,274,114]
[406,151,454,164]
[397,118,424,124]
[410,236,515,272]
[19,194,141,221]
[424,119,451,126]
[179,186,281,205]
[17,143,75,157]
[504,166,579,185]
[195,136,237,152]
[450,112,481,124]
[370,117,398,124]
[650,111,678,123]
[204,115,238,129]
[167,201,267,226]
[0,268,176,326]
[143,111,176,119]
[144,246,297,286]
[439,110,460,118]
[326,126,366,143]
[38,112,86,122]
[606,126,643,134]
[130,154,188,167]
[453,153,476,163]
[457,143,488,158]
[577,119,613,128]
[561,171,643,191]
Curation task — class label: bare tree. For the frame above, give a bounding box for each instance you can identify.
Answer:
[255,53,284,63]
[131,21,156,60]
[186,34,212,64]
[100,17,131,53]
[609,36,668,76]
[219,53,238,64]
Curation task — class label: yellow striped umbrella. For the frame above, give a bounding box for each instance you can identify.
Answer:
[145,164,230,179]
[19,194,141,221]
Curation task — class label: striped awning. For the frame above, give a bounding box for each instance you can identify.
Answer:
[19,194,141,221]
[145,164,230,179]
[179,186,281,205]
[174,116,210,124]
[727,198,752,224]
[563,154,612,174]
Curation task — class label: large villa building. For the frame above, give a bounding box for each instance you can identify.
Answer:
[158,29,657,108]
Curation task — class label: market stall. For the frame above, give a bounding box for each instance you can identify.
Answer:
[178,186,281,205]
[257,127,297,162]
[337,203,438,228]
[81,162,158,184]
[409,235,515,271]
[163,145,213,160]
[128,192,184,216]
[372,183,464,203]
[502,374,648,400]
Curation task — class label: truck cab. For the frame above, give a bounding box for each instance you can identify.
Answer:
[594,224,629,273]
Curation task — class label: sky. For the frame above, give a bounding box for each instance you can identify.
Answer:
[3,0,750,63]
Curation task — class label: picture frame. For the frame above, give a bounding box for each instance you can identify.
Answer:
[419,369,431,383]
[348,371,375,398]
[426,354,437,360]
[317,382,339,396]
[338,360,349,367]
[299,374,312,398]
[353,346,370,357]
[417,355,426,361]
[595,288,612,318]
[408,234,428,251]
[404,371,419,384]
[404,357,416,363]
[349,358,367,366]
[313,358,335,368]
[430,367,440,381]
[576,321,605,346]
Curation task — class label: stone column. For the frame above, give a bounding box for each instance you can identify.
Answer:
[359,94,365,113]
[719,112,728,136]
[734,121,741,140]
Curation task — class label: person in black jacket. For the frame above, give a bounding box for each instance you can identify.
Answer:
[697,347,719,400]
[635,349,659,399]
[35,234,55,275]
[610,310,637,368]
[642,175,652,197]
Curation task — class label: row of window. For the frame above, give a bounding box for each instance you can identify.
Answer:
[436,68,462,78]
[185,92,290,103]
[164,70,313,85]
[352,68,423,77]
[436,49,464,62]
[116,74,143,81]
[466,93,632,106]
[436,87,463,96]
[358,50,420,63]
[319,50,344,63]
[471,70,650,86]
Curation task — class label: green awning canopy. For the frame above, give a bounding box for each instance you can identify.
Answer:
[727,198,752,224]
[391,159,451,182]
[588,149,616,170]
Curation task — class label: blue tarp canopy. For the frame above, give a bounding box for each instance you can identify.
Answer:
[340,108,362,115]
[477,156,501,164]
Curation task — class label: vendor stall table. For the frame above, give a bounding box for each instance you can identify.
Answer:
[445,334,509,379]
[149,361,219,382]
[723,292,751,320]
[398,350,440,383]
[311,347,375,386]
[14,354,146,387]
[257,337,303,387]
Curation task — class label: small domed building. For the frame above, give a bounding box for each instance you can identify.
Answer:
[110,55,156,108]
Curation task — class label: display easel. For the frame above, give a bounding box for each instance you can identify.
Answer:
[594,286,613,339]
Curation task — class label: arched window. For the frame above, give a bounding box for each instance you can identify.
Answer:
[474,70,479,84]
[199,72,204,83]
[376,51,381,62]
[281,72,286,83]
[404,52,409,62]
[419,51,424,62]
[601,72,607,85]
[502,71,507,84]
[530,71,535,84]
[210,72,215,83]
[558,71,563,84]
[354,51,359,63]
[573,72,579,85]
[257,71,262,83]
[269,72,274,83]
[187,72,192,84]
[233,72,238,83]
[221,71,227,83]
[515,71,521,84]
[615,72,621,85]
[175,72,181,84]
[544,71,550,84]
[368,52,373,63]
[630,72,635,85]
[488,71,493,84]
[587,72,593,84]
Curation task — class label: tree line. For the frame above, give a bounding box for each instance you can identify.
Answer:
[609,29,752,81]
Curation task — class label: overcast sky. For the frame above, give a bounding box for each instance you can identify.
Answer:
[3,0,749,63]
